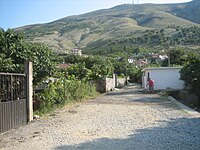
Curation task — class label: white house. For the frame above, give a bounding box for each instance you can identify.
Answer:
[142,67,184,91]
[72,48,82,56]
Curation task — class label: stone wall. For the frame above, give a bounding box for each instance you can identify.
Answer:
[105,78,115,92]
[116,78,126,88]
[91,75,126,93]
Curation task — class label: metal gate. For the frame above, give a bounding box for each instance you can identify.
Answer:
[0,73,27,133]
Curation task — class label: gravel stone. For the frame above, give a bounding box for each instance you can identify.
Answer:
[0,85,200,150]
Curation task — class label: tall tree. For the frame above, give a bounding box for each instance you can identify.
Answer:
[0,29,55,85]
[180,53,200,97]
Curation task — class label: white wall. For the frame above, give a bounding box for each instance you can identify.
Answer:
[143,68,184,90]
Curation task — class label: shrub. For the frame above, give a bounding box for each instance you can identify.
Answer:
[128,67,142,84]
[180,53,200,99]
[34,78,97,114]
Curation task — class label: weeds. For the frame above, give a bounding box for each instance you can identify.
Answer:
[34,78,97,115]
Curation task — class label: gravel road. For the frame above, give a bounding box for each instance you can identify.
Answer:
[0,85,200,150]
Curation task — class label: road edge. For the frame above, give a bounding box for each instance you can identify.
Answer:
[168,96,200,118]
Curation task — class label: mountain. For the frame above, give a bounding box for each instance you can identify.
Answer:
[174,0,200,24]
[15,0,200,53]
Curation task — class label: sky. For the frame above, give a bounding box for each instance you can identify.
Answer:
[0,0,192,30]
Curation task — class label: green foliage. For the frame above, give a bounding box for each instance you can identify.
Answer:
[169,48,186,65]
[161,48,186,67]
[0,29,56,85]
[113,61,127,76]
[15,1,200,53]
[63,55,114,80]
[26,43,56,85]
[67,62,91,80]
[64,54,82,64]
[35,78,97,114]
[90,58,114,80]
[0,53,15,72]
[36,82,60,114]
[106,26,200,51]
[128,66,142,84]
[180,53,200,95]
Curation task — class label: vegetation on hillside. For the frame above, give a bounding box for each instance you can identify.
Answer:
[83,26,200,55]
[14,0,200,53]
[1,0,200,113]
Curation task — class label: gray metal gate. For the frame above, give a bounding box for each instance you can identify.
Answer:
[0,73,27,133]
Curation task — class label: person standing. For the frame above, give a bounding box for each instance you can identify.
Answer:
[147,78,155,93]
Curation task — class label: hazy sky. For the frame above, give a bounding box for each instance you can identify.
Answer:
[0,0,192,30]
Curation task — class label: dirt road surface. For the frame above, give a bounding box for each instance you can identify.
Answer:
[0,85,200,150]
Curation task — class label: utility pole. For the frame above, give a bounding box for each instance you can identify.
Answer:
[168,50,171,67]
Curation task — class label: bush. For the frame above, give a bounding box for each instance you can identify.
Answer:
[180,53,200,99]
[128,67,142,84]
[34,78,97,114]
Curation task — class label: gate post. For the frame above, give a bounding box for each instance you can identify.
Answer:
[25,60,33,122]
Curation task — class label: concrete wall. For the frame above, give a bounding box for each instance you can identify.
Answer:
[105,78,115,91]
[25,60,33,122]
[143,67,184,90]
[91,80,106,93]
[91,75,126,93]
[116,78,126,88]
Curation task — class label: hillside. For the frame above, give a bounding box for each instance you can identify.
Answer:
[174,0,200,24]
[15,0,200,53]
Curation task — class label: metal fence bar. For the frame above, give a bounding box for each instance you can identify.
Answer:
[0,74,26,102]
[0,73,27,133]
[0,73,25,76]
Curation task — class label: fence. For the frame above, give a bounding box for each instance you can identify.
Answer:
[0,61,33,133]
[0,73,27,133]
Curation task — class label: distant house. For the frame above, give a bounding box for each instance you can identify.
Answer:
[128,55,148,67]
[72,48,82,56]
[142,67,184,91]
[137,59,148,67]
[149,54,168,64]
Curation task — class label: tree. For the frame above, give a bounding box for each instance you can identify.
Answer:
[0,53,15,72]
[0,29,55,85]
[169,48,186,65]
[25,43,56,85]
[161,48,186,67]
[180,53,200,97]
[128,65,142,83]
[67,62,91,80]
[90,58,114,80]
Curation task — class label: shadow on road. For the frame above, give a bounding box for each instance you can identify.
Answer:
[54,117,200,150]
[97,85,177,109]
[53,85,200,149]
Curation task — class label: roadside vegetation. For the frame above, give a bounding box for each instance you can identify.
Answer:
[34,77,97,115]
[1,28,200,114]
[0,29,97,115]
[180,53,200,100]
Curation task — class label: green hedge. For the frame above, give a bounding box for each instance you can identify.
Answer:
[34,78,97,114]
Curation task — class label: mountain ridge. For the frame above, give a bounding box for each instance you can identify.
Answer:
[14,0,200,53]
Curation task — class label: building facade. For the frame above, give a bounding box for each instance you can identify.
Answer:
[142,67,184,91]
[72,48,82,56]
